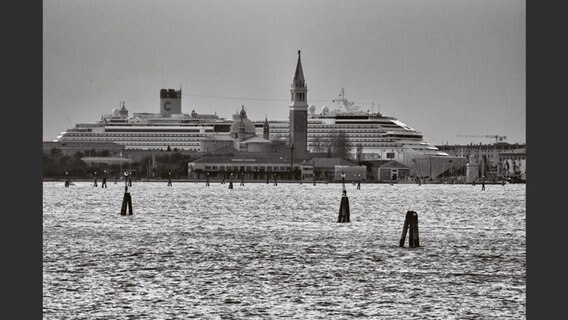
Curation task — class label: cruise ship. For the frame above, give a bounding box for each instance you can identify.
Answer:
[268,88,449,167]
[55,88,234,151]
[54,87,449,167]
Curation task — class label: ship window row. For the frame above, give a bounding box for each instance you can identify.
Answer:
[66,133,209,137]
[62,137,202,142]
[308,137,396,142]
[123,142,193,146]
[203,165,291,172]
[308,134,391,138]
[105,129,202,133]
[308,143,400,148]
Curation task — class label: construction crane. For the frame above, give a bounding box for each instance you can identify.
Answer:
[457,134,507,144]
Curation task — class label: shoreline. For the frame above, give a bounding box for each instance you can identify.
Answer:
[42,178,522,185]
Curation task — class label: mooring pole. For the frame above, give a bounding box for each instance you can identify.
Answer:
[101,170,107,188]
[64,171,70,188]
[240,172,244,186]
[167,171,172,187]
[206,172,210,186]
[338,172,350,223]
[357,174,361,190]
[228,173,234,189]
[266,172,269,184]
[400,211,419,247]
[120,172,133,215]
[221,172,226,184]
[273,173,277,186]
[93,171,98,187]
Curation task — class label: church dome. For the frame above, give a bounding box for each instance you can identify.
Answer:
[230,118,256,134]
[230,105,256,135]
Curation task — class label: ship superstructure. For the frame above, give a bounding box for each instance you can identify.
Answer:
[55,87,448,166]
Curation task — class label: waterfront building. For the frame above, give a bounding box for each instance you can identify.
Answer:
[188,154,298,180]
[437,143,526,179]
[498,148,526,181]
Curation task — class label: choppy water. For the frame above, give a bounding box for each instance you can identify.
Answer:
[43,181,526,319]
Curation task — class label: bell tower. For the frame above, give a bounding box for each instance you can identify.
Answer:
[289,50,308,155]
[263,116,270,140]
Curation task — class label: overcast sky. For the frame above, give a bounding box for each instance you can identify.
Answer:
[43,0,525,145]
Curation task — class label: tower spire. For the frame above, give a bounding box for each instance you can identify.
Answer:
[289,50,308,155]
[294,50,305,82]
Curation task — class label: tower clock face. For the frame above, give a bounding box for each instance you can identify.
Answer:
[163,101,171,111]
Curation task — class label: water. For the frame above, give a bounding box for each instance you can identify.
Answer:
[43,182,526,319]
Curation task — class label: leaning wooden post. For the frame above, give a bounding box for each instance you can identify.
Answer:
[120,172,133,215]
[338,172,350,223]
[400,211,419,247]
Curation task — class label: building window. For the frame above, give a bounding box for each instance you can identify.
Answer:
[386,152,395,159]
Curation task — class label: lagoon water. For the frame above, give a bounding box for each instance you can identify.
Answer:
[43,181,526,319]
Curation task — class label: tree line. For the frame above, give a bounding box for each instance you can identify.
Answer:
[43,148,193,179]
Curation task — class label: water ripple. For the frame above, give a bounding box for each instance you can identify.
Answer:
[43,182,526,319]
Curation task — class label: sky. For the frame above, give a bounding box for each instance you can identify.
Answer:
[43,0,525,145]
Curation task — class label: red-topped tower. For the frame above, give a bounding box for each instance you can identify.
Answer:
[289,50,308,156]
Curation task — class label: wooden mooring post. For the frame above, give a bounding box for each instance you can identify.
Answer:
[206,173,210,186]
[120,172,133,216]
[399,211,420,247]
[101,170,107,188]
[337,172,350,223]
[167,171,172,187]
[228,173,234,189]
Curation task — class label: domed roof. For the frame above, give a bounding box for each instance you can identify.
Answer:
[308,104,316,114]
[230,105,256,135]
[230,118,256,134]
